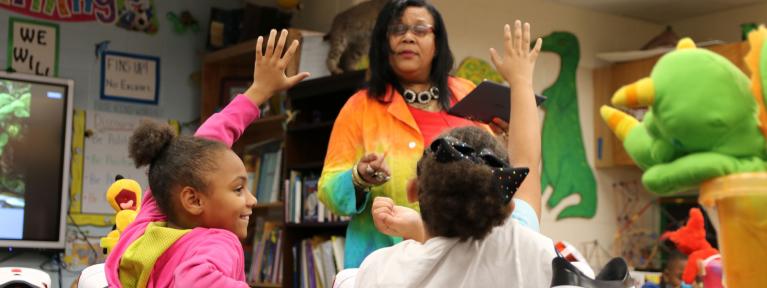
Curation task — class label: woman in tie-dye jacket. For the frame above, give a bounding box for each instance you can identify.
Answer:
[318,0,510,268]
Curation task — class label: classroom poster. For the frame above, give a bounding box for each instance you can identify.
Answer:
[0,0,158,34]
[101,51,160,104]
[69,110,176,220]
[7,17,59,76]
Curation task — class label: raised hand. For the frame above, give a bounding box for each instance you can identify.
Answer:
[488,20,544,218]
[245,29,311,106]
[489,21,541,87]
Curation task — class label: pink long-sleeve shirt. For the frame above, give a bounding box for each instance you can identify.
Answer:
[105,95,260,287]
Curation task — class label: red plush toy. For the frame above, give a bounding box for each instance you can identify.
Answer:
[662,208,719,284]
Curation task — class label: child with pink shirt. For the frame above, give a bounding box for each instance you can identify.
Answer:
[104,29,309,288]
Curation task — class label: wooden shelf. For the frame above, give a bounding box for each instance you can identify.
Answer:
[288,70,366,101]
[231,115,288,156]
[286,161,324,171]
[286,121,334,132]
[254,201,284,210]
[204,38,258,66]
[285,221,349,229]
[252,114,288,125]
[249,282,281,288]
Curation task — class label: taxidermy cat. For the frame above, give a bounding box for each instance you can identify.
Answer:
[325,0,388,74]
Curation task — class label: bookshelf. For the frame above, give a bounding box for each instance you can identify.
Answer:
[279,71,365,288]
[201,39,366,286]
[251,282,282,288]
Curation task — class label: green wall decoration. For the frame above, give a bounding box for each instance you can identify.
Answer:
[540,31,597,219]
[455,56,505,85]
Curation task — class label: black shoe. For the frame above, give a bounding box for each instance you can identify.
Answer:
[550,256,634,288]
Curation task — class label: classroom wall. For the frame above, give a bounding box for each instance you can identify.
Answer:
[0,1,238,286]
[288,0,667,269]
[670,2,767,43]
[0,0,681,284]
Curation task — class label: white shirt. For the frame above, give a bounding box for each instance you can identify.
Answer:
[354,215,556,288]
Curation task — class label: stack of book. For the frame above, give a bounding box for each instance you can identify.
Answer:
[247,220,284,284]
[294,236,346,288]
[284,170,351,224]
[244,140,283,204]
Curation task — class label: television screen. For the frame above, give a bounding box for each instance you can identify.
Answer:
[0,72,73,249]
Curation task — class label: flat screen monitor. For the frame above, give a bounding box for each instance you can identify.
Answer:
[0,71,73,249]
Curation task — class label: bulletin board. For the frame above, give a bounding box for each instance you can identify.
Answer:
[68,110,178,226]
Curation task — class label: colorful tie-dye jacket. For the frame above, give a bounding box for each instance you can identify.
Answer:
[319,77,479,268]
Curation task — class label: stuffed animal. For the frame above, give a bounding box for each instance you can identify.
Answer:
[662,208,720,286]
[325,0,388,74]
[601,33,767,195]
[100,175,142,254]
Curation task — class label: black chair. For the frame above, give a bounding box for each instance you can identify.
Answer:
[550,256,635,288]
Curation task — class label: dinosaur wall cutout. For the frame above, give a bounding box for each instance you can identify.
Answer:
[540,31,597,219]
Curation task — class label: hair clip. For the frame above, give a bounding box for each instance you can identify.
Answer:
[426,136,529,203]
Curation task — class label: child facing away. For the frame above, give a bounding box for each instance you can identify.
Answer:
[104,29,310,287]
[355,21,558,287]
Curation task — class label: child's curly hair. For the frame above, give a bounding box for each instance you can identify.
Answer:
[128,119,227,218]
[416,126,513,241]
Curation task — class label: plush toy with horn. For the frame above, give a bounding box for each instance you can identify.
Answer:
[600,30,767,195]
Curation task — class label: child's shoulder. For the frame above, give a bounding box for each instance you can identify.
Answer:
[505,220,556,257]
[185,228,242,249]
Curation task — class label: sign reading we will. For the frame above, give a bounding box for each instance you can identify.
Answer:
[101,51,160,104]
[7,17,59,76]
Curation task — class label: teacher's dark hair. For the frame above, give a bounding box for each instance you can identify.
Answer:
[368,0,455,110]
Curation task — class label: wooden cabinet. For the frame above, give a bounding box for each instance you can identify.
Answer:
[592,41,750,168]
[201,37,367,287]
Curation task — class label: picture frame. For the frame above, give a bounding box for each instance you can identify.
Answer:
[100,51,160,105]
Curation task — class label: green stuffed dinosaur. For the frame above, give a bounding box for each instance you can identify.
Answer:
[540,31,597,219]
[601,35,767,195]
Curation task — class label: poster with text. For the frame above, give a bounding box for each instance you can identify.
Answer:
[1,0,158,34]
[101,51,159,104]
[7,17,59,76]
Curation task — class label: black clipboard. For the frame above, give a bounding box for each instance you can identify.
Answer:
[447,81,546,123]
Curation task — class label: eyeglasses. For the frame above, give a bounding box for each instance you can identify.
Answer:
[388,23,434,37]
[424,136,529,204]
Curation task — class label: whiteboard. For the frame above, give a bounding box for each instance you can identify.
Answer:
[80,111,166,214]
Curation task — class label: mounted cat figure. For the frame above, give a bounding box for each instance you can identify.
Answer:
[325,0,388,74]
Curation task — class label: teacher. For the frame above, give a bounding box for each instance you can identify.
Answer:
[318,0,507,268]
